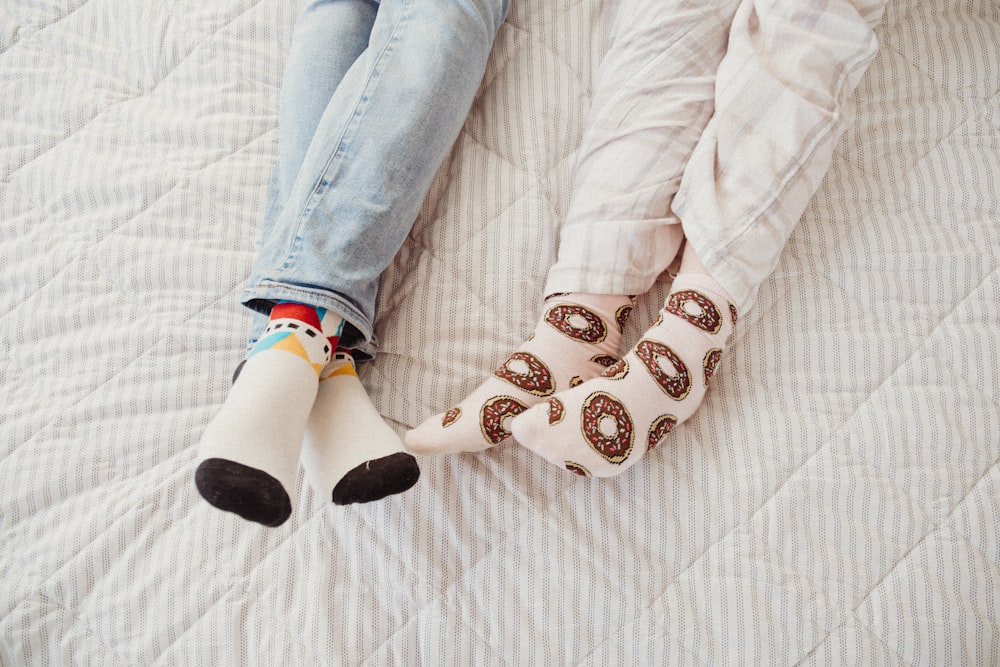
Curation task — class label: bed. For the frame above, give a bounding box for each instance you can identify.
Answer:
[2,0,998,663]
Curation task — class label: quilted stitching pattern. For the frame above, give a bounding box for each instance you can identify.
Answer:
[1,0,998,663]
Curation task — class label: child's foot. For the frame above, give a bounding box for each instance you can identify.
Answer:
[405,293,634,454]
[195,302,342,526]
[301,352,420,505]
[510,273,737,477]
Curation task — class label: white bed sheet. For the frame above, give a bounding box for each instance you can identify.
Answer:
[2,0,998,664]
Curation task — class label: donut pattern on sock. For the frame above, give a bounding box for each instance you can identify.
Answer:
[602,358,630,380]
[565,461,591,477]
[480,395,528,445]
[591,354,618,368]
[666,290,723,333]
[580,391,634,464]
[545,304,608,343]
[730,304,739,326]
[442,406,462,428]
[616,304,633,333]
[493,351,555,397]
[635,339,691,400]
[546,397,565,425]
[647,414,678,451]
[703,348,723,387]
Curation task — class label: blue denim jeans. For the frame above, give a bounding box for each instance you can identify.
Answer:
[242,0,509,358]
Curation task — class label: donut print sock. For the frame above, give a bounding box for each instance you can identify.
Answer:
[301,352,420,505]
[195,302,343,526]
[405,293,634,454]
[510,273,737,477]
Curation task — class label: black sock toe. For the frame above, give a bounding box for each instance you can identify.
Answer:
[331,452,421,505]
[231,359,247,385]
[195,458,292,527]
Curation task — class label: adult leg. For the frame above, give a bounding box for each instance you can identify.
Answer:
[676,0,887,313]
[543,0,740,298]
[512,0,887,477]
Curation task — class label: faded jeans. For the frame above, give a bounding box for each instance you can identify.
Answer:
[242,0,509,358]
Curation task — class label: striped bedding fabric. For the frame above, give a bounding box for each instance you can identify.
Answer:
[2,0,999,663]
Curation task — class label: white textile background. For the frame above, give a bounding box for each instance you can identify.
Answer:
[1,0,998,664]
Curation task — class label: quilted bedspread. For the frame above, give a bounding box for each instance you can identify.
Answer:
[2,0,999,664]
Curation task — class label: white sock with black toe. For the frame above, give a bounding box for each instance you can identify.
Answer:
[195,302,342,526]
[301,352,420,505]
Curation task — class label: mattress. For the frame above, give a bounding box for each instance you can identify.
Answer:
[2,0,998,664]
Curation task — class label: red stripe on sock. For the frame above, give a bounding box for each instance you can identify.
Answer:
[269,302,322,330]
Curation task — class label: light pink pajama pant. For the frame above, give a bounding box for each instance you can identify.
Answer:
[544,0,887,314]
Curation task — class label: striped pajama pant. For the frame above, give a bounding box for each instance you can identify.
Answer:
[543,0,888,313]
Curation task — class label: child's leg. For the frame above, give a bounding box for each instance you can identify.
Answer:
[406,293,634,453]
[242,0,510,355]
[301,352,420,504]
[196,303,342,526]
[275,0,377,198]
[511,246,737,477]
[244,0,377,352]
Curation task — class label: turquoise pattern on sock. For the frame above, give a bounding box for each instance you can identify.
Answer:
[246,330,293,360]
